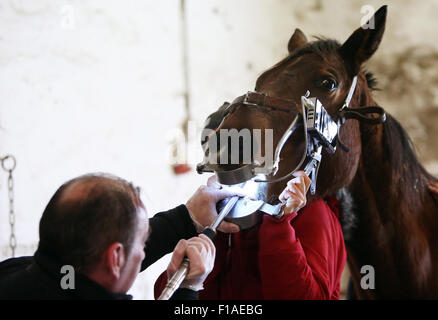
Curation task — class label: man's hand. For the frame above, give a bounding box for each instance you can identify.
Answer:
[167,234,215,291]
[279,171,311,215]
[186,175,245,233]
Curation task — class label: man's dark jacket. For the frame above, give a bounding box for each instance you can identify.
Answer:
[0,205,197,300]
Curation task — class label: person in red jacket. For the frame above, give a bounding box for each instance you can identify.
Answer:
[156,171,347,300]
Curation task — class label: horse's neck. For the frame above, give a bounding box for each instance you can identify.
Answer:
[347,115,437,298]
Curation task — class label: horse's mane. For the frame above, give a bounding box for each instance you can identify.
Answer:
[340,114,437,240]
[383,113,438,188]
[364,71,378,91]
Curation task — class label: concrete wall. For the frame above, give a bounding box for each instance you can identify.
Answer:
[1,0,437,299]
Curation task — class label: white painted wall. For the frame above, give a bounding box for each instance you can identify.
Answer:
[1,0,437,299]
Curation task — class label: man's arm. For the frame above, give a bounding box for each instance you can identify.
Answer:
[141,205,197,270]
[142,176,242,271]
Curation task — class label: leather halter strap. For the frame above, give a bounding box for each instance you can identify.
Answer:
[338,105,386,124]
[228,79,386,125]
[200,92,298,146]
[336,75,386,124]
[208,83,386,157]
[238,91,298,113]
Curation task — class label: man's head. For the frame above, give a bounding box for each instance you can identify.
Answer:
[38,173,149,293]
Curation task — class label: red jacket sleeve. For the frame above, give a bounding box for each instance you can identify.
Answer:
[258,198,346,299]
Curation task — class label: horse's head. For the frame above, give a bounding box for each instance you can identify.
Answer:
[209,6,387,201]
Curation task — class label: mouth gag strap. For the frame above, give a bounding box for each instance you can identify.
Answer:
[335,76,386,151]
[339,106,387,124]
[241,91,298,113]
[337,75,386,124]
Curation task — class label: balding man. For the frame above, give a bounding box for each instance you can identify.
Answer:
[0,173,239,300]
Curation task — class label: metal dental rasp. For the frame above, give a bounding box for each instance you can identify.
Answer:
[157,192,241,300]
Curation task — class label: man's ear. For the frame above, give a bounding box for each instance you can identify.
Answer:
[288,28,307,54]
[339,5,387,75]
[105,242,125,279]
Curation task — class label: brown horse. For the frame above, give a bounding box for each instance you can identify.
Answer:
[215,5,438,299]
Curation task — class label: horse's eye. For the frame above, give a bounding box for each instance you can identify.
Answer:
[315,77,338,91]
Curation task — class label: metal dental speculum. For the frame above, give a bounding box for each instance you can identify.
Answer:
[214,175,284,230]
[196,88,347,230]
[303,96,338,154]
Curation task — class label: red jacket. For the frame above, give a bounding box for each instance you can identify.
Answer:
[155,197,346,300]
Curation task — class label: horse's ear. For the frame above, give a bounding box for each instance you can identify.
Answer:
[339,5,387,75]
[288,28,307,54]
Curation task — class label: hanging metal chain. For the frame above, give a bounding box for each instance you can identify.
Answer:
[1,155,17,257]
